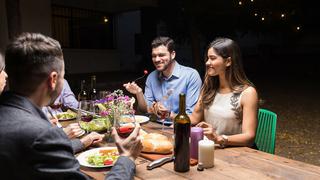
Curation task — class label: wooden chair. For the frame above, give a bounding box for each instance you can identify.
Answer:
[255,108,277,154]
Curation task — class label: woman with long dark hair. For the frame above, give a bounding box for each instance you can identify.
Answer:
[190,37,258,147]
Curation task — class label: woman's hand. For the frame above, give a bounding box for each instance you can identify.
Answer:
[196,122,218,142]
[123,82,143,95]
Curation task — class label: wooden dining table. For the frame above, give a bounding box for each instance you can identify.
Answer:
[62,120,320,180]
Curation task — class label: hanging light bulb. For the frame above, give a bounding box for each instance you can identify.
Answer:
[238,1,242,5]
[103,16,108,23]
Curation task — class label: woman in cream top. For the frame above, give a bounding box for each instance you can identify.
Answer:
[190,37,258,147]
[204,91,244,136]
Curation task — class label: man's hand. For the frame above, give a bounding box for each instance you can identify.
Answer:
[112,123,142,162]
[123,82,143,95]
[151,101,172,120]
[63,123,84,139]
[80,132,105,148]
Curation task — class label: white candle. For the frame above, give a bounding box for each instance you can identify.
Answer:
[198,139,215,168]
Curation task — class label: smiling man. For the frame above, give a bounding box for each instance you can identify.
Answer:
[124,36,202,119]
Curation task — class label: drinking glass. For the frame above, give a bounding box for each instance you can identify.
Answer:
[78,100,95,133]
[49,98,63,115]
[158,99,171,130]
[114,109,136,138]
[99,90,111,99]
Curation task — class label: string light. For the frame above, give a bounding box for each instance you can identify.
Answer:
[261,17,265,21]
[250,0,254,2]
[238,1,242,5]
[281,13,285,19]
[296,26,300,31]
[254,13,258,17]
[103,16,108,23]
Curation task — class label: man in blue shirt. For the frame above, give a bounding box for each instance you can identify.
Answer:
[124,36,202,119]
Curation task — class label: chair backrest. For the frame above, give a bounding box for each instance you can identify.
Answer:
[255,108,277,154]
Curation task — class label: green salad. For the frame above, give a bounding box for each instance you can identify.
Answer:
[79,117,111,132]
[56,110,77,120]
[87,148,119,166]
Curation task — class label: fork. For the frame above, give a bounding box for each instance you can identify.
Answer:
[133,70,148,82]
[47,107,62,128]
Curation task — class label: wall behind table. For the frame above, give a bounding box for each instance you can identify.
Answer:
[63,49,121,74]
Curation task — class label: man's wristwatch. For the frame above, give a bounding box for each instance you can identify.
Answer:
[220,135,228,148]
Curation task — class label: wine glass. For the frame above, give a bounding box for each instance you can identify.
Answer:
[49,98,63,115]
[78,100,95,134]
[158,99,171,130]
[98,90,111,99]
[114,109,136,138]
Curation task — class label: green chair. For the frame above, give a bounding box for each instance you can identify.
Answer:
[255,108,277,154]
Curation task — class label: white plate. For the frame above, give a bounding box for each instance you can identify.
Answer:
[56,112,77,121]
[134,115,149,124]
[77,147,118,168]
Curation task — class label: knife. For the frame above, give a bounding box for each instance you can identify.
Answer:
[147,156,174,170]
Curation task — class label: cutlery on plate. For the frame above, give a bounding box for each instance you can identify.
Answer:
[47,107,62,128]
[68,107,101,118]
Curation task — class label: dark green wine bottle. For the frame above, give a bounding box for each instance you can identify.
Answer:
[78,80,88,101]
[90,75,98,100]
[174,93,190,172]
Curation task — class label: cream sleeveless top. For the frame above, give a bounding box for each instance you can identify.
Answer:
[204,91,243,136]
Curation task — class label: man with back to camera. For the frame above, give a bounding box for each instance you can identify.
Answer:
[124,36,202,120]
[0,32,142,179]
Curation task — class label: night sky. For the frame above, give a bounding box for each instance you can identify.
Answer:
[140,0,320,82]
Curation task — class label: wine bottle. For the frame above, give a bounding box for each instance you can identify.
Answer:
[78,80,88,101]
[90,75,98,100]
[174,93,190,172]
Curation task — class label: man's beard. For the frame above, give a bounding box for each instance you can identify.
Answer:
[48,86,61,106]
[160,57,174,72]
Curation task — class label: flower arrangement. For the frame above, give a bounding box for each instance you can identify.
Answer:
[79,89,135,133]
[95,89,135,122]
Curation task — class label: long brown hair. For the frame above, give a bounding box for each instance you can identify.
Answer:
[200,37,254,108]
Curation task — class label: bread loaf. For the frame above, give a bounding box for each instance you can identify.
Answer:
[140,133,173,154]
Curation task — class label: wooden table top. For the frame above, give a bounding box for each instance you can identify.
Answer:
[69,121,320,180]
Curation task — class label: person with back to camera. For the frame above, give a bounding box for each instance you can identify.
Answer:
[190,37,258,148]
[123,36,202,121]
[42,78,87,142]
[0,32,142,180]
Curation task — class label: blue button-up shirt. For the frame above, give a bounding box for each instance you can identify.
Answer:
[144,61,202,114]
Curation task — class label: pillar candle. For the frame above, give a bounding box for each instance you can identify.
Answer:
[198,139,215,168]
[190,127,204,159]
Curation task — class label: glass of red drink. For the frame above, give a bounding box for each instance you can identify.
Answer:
[78,100,95,133]
[158,99,171,130]
[114,110,136,138]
